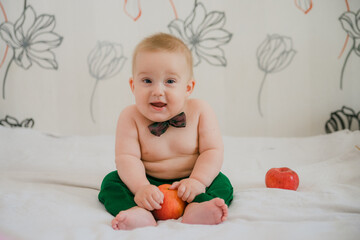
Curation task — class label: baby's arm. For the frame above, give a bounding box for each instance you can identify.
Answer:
[115,106,164,211]
[191,100,224,185]
[171,100,224,202]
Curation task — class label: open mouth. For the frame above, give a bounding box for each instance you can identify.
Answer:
[150,102,167,108]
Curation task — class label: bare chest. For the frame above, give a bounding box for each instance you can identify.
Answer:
[138,120,199,161]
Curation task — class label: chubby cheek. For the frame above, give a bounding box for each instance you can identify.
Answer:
[134,97,150,114]
[134,89,149,102]
[168,92,187,105]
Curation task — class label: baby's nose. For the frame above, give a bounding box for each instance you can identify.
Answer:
[152,83,164,96]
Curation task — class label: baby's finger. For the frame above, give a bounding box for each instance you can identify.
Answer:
[177,185,186,198]
[149,197,162,210]
[187,193,195,203]
[142,199,154,211]
[169,181,180,190]
[153,191,164,204]
[181,189,191,202]
[150,192,163,208]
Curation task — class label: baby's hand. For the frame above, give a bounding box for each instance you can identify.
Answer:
[134,184,164,211]
[170,178,206,203]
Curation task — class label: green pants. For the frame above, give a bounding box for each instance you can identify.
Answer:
[98,171,233,216]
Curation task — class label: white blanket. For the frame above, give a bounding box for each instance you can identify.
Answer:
[0,127,359,240]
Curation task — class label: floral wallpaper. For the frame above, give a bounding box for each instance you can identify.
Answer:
[0,3,63,99]
[87,41,127,123]
[0,115,34,128]
[0,0,359,136]
[339,8,360,90]
[325,106,359,133]
[168,1,232,67]
[256,34,296,117]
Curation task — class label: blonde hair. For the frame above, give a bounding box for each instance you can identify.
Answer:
[132,33,193,77]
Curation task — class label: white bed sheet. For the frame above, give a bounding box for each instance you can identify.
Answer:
[0,126,359,240]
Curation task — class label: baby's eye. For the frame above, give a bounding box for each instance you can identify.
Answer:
[166,79,176,84]
[143,79,152,84]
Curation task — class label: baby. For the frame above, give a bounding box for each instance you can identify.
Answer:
[98,33,233,230]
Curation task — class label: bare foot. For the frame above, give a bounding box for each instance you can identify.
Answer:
[111,206,157,230]
[181,198,228,225]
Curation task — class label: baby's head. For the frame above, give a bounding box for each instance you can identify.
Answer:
[132,33,193,78]
[130,33,195,123]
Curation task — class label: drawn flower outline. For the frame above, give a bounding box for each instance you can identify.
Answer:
[339,9,360,89]
[0,5,63,99]
[325,106,360,133]
[0,115,34,128]
[256,34,296,117]
[168,1,232,67]
[88,41,127,123]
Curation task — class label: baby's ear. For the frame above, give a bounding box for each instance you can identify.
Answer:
[129,78,135,93]
[186,79,195,95]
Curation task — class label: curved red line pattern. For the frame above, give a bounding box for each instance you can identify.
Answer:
[0,1,8,69]
[338,0,351,59]
[123,0,142,21]
[294,0,313,14]
[123,0,178,21]
[169,0,178,19]
[345,0,350,11]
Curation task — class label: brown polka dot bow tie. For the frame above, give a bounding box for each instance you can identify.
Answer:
[148,112,186,136]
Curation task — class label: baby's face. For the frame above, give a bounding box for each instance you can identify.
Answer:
[130,50,194,122]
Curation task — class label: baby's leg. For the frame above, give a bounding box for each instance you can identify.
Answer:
[181,198,228,225]
[112,206,157,230]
